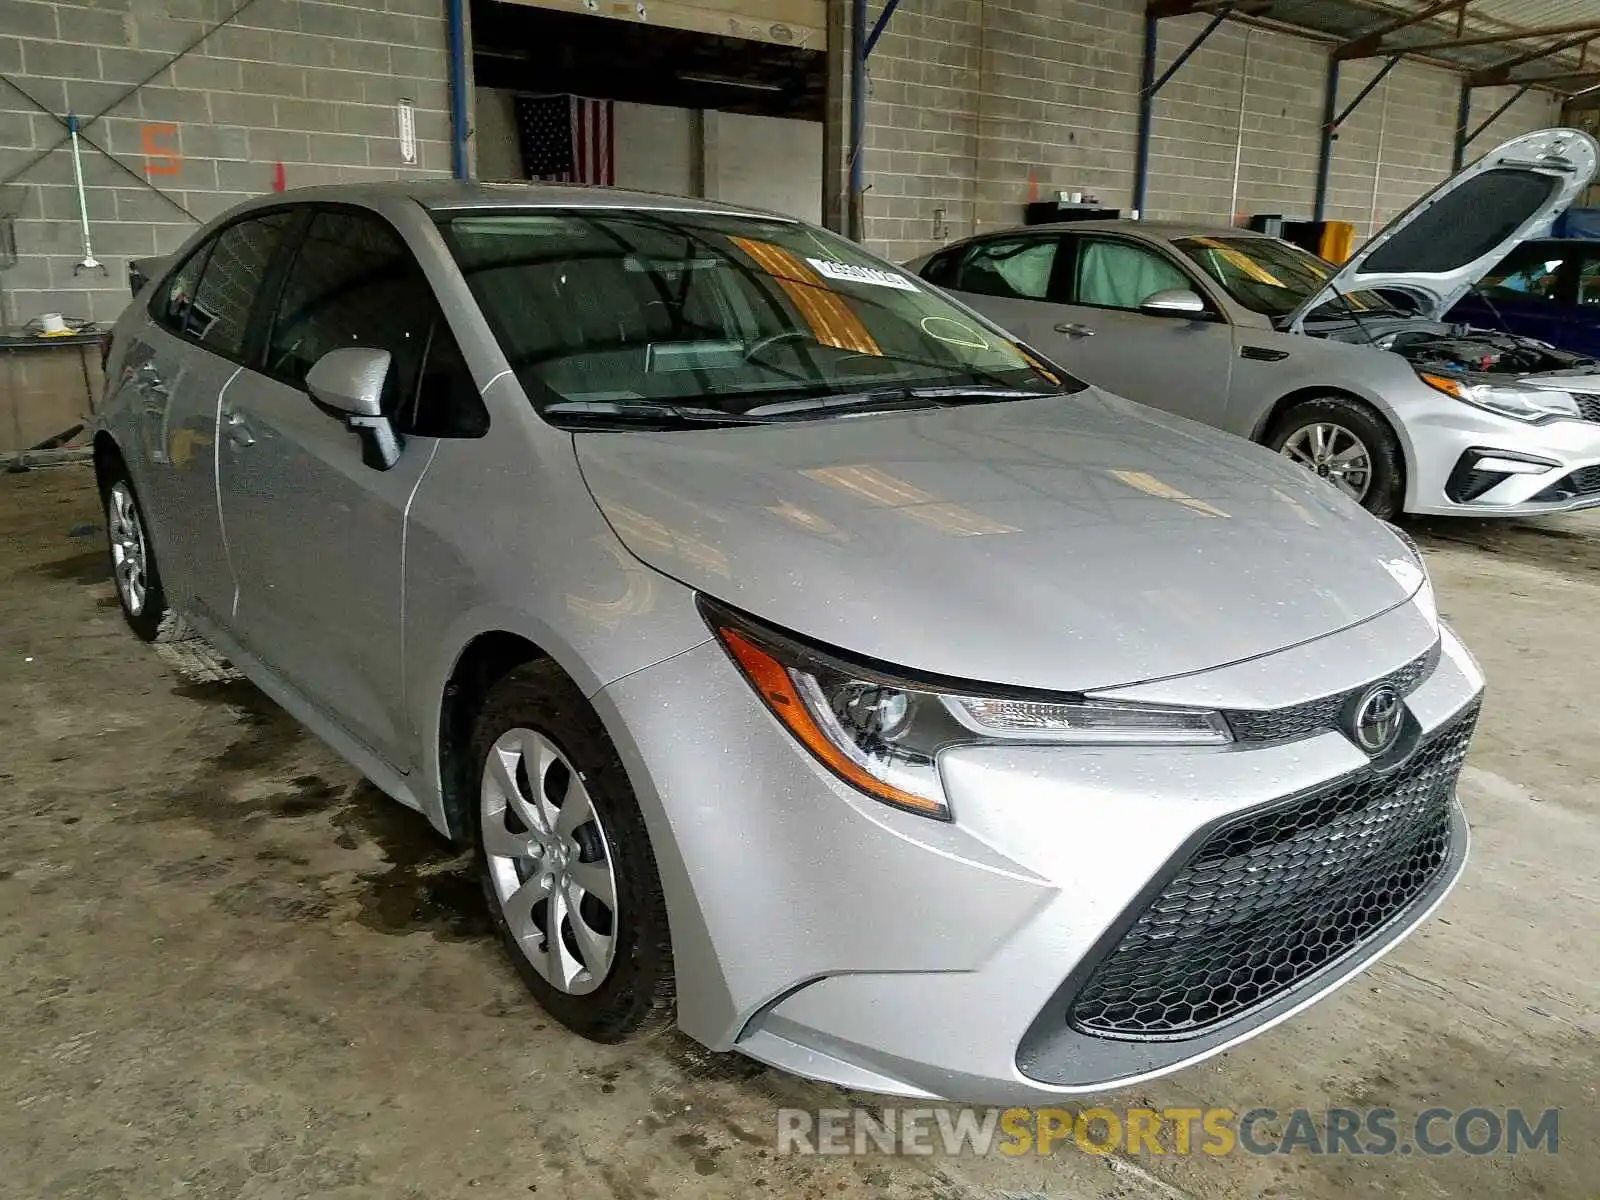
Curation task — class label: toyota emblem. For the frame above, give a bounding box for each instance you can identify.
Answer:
[1351,684,1404,754]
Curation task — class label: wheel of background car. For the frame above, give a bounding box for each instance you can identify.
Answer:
[1266,395,1405,520]
[103,471,192,644]
[468,660,674,1043]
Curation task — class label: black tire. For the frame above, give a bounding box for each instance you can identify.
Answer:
[1265,394,1405,520]
[102,467,188,643]
[467,661,674,1042]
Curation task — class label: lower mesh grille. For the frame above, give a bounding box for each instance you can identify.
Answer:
[1532,465,1600,503]
[1068,702,1479,1040]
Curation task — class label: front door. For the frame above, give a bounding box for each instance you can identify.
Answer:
[218,207,457,769]
[1048,234,1236,429]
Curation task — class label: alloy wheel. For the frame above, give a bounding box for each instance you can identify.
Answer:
[107,481,148,616]
[1280,422,1372,503]
[480,728,619,996]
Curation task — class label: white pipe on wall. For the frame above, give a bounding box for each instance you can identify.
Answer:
[1227,27,1252,225]
[1368,75,1390,237]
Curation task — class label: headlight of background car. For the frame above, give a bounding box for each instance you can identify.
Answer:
[705,603,1231,821]
[1418,373,1579,422]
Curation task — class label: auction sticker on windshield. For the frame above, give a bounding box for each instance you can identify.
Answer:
[806,258,921,291]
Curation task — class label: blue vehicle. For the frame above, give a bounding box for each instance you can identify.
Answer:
[1446,238,1600,358]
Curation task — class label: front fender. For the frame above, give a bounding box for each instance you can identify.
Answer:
[1244,337,1429,488]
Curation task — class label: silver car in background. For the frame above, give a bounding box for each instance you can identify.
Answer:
[913,128,1600,520]
[95,183,1483,1103]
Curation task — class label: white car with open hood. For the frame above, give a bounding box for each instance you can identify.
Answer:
[911,127,1600,518]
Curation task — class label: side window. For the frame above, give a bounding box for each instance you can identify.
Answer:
[1481,243,1567,303]
[266,209,487,437]
[152,242,213,336]
[920,248,961,287]
[405,319,489,438]
[954,237,1059,300]
[1073,237,1194,311]
[186,212,294,359]
[1577,252,1600,306]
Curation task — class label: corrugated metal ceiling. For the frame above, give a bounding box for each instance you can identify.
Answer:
[1193,0,1600,94]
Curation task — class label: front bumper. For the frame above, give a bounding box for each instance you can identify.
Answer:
[593,599,1484,1103]
[1398,389,1600,516]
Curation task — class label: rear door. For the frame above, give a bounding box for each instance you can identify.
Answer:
[1049,233,1236,428]
[114,211,296,626]
[217,206,485,769]
[933,233,1072,355]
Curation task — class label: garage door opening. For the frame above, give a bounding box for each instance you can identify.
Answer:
[470,0,826,222]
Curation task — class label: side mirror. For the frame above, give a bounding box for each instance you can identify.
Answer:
[306,347,402,471]
[1139,289,1209,318]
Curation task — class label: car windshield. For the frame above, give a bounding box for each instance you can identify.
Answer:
[439,209,1076,425]
[1174,235,1401,320]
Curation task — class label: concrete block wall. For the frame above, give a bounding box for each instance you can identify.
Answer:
[0,0,451,327]
[862,0,1562,262]
[857,0,982,260]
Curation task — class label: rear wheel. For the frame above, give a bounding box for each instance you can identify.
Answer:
[468,661,674,1042]
[1266,395,1404,519]
[104,472,187,643]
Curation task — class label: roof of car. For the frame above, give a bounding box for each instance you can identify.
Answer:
[1008,219,1275,241]
[244,179,796,219]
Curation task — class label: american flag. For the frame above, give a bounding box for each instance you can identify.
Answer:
[515,94,614,185]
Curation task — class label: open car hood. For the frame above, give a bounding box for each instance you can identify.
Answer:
[1287,127,1599,330]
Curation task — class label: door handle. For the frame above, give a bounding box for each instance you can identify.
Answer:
[223,408,256,447]
[1053,321,1096,337]
[133,361,168,396]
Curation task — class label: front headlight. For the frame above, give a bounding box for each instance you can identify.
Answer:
[705,602,1232,820]
[1383,520,1438,633]
[1418,373,1580,422]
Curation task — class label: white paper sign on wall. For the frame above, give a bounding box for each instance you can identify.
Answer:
[398,99,417,165]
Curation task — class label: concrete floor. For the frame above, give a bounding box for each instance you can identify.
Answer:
[2,462,1596,1199]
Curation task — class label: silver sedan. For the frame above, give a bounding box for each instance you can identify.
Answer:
[912,128,1600,520]
[95,181,1482,1103]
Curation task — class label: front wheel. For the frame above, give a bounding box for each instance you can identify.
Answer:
[1266,395,1405,519]
[468,661,674,1042]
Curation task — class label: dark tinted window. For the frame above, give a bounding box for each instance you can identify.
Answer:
[152,242,213,337]
[1577,249,1600,305]
[265,210,485,438]
[953,237,1059,300]
[1480,241,1569,303]
[186,211,294,359]
[920,248,961,286]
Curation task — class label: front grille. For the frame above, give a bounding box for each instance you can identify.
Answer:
[1532,465,1600,503]
[1575,394,1600,422]
[1068,701,1479,1040]
[1224,641,1440,745]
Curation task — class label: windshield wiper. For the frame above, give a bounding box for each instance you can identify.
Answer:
[744,385,1058,418]
[542,399,774,426]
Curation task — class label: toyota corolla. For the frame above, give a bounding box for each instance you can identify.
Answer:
[94,183,1483,1102]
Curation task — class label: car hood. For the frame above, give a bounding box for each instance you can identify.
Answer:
[1288,127,1599,330]
[572,392,1424,693]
